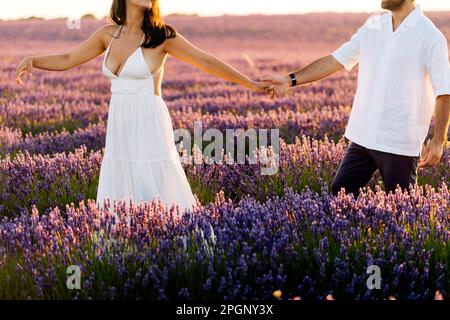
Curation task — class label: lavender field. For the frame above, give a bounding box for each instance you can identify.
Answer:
[0,14,449,300]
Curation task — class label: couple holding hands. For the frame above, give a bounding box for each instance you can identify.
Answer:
[16,0,450,211]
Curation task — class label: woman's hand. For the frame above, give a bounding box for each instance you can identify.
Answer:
[249,80,271,94]
[15,56,34,85]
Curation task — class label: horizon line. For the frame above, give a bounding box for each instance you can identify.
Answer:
[2,9,450,22]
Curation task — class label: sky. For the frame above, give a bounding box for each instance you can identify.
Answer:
[1,0,450,20]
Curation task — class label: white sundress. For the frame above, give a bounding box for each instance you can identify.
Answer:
[96,25,197,213]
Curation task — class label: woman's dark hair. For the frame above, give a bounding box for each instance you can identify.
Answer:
[109,0,177,48]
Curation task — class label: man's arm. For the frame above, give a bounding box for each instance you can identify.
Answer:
[291,55,344,85]
[262,24,362,97]
[420,31,450,168]
[419,95,450,167]
[433,95,450,143]
[261,55,344,96]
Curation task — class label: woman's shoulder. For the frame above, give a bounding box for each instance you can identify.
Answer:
[89,24,120,40]
[160,24,179,48]
[92,24,121,48]
[98,24,121,37]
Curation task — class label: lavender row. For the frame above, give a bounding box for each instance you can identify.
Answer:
[0,106,351,158]
[0,145,102,217]
[1,79,355,136]
[0,122,106,157]
[0,182,448,299]
[0,136,448,218]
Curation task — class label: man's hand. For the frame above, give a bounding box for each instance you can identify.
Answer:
[261,75,291,97]
[418,138,447,167]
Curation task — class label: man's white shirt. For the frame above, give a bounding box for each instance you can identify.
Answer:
[332,4,450,157]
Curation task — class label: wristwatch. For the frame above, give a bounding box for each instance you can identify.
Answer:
[288,73,297,87]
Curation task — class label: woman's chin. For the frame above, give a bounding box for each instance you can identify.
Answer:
[130,0,153,9]
[139,0,152,8]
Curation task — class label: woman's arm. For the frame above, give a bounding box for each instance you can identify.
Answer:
[16,25,113,85]
[163,32,267,92]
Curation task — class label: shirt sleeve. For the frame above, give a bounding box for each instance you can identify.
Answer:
[332,26,363,72]
[425,32,450,98]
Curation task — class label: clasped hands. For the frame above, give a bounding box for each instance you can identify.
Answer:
[250,74,292,98]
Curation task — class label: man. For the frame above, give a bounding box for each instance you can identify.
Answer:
[263,0,450,197]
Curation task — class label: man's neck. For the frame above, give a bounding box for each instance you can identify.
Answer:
[391,2,416,31]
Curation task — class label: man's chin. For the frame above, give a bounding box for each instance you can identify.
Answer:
[381,2,391,10]
[380,0,406,11]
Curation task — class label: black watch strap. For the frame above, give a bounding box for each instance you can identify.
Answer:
[289,73,297,87]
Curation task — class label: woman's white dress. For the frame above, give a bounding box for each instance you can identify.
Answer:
[96,26,196,212]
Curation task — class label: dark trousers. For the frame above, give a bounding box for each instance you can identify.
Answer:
[331,142,420,197]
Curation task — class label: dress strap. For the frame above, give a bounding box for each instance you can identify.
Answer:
[106,25,123,50]
[140,33,146,46]
[152,64,164,78]
[114,25,123,37]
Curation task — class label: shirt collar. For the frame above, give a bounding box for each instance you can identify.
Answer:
[404,4,423,27]
[384,4,423,28]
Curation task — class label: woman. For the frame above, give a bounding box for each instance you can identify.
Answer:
[15,0,268,213]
